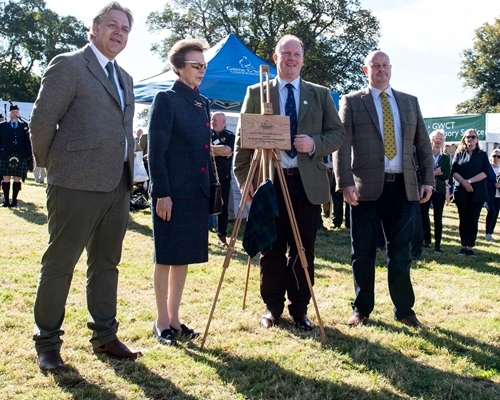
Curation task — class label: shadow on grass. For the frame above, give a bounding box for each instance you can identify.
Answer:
[10,200,48,225]
[101,356,198,400]
[54,364,121,399]
[330,321,500,400]
[184,344,396,400]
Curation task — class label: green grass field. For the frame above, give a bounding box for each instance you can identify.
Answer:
[0,176,499,399]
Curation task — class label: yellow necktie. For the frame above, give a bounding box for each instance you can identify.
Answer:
[380,91,396,160]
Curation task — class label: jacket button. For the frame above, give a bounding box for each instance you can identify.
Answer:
[200,167,206,172]
[121,141,125,146]
[204,144,209,149]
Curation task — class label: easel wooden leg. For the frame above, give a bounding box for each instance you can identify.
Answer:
[201,149,262,349]
[242,256,252,310]
[201,148,327,348]
[273,150,327,342]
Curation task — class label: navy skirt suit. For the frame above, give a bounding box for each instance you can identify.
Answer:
[148,80,212,265]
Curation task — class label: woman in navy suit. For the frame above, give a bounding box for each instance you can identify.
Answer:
[452,129,489,256]
[148,39,211,345]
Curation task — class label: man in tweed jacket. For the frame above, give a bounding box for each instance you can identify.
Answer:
[334,50,434,329]
[234,35,345,331]
[29,2,140,374]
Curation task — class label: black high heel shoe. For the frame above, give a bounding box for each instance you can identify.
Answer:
[171,324,200,340]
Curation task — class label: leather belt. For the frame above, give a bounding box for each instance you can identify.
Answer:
[282,168,300,175]
[385,172,403,182]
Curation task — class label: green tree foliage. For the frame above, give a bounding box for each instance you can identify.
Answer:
[456,17,500,114]
[147,0,380,94]
[0,0,88,102]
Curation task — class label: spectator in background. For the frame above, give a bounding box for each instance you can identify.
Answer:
[451,129,489,256]
[420,129,450,254]
[0,104,33,207]
[210,112,235,246]
[484,148,500,240]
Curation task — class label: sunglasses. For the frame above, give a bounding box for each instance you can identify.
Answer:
[465,135,477,139]
[185,61,208,70]
[493,155,500,159]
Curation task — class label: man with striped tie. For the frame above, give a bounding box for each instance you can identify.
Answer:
[334,50,434,328]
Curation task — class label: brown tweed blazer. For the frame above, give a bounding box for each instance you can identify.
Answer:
[29,44,135,192]
[334,87,433,202]
[234,78,345,205]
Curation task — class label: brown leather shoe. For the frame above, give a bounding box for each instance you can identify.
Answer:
[37,350,65,374]
[261,311,280,328]
[399,314,426,328]
[93,338,141,359]
[347,312,368,327]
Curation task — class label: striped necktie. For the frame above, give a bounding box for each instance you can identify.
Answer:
[380,91,396,160]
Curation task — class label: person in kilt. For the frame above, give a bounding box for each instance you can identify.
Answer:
[0,104,33,208]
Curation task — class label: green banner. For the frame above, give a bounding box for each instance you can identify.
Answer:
[424,114,486,141]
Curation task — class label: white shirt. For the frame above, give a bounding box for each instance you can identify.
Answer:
[369,85,403,173]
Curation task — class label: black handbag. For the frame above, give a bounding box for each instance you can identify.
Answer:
[209,183,222,215]
[209,149,223,215]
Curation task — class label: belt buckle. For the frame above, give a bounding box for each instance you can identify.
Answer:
[285,168,296,175]
[386,173,395,182]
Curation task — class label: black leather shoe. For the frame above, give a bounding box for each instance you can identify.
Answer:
[293,314,313,331]
[347,312,368,327]
[153,323,177,346]
[37,350,65,374]
[399,314,426,328]
[93,338,141,359]
[171,324,199,340]
[261,311,280,328]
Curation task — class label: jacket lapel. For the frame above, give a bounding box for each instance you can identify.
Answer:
[298,79,312,125]
[361,88,382,136]
[392,89,406,136]
[84,46,122,109]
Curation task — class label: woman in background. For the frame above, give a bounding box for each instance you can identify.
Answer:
[148,38,211,345]
[420,129,450,254]
[484,148,500,240]
[451,129,489,256]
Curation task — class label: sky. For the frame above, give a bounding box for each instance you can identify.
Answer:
[44,0,500,119]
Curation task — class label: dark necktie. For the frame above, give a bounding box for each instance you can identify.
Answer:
[105,61,120,101]
[285,83,298,158]
[380,91,396,160]
[11,121,17,129]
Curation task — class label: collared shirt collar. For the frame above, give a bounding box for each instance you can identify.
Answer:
[89,42,115,69]
[369,84,394,99]
[277,76,301,91]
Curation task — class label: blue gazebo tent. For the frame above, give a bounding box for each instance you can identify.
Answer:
[133,33,277,110]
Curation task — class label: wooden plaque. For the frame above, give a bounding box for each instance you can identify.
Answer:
[240,114,291,150]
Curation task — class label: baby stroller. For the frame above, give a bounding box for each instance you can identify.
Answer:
[130,180,150,210]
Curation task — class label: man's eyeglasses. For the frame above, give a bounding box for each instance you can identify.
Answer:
[465,135,477,139]
[185,61,208,70]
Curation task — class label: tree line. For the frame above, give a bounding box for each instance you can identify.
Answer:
[1,0,498,114]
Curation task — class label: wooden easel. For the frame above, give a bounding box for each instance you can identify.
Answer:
[201,66,326,349]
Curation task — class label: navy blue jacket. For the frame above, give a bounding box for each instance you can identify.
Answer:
[148,80,211,199]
